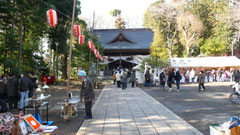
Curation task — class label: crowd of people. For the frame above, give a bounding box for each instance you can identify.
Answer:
[0,72,38,113]
[143,67,240,92]
[112,67,137,90]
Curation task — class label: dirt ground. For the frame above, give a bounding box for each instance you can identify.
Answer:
[140,82,240,135]
[10,82,104,135]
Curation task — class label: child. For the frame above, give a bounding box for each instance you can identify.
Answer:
[135,78,138,87]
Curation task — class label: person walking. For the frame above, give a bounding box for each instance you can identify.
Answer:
[18,73,33,110]
[29,72,38,98]
[159,70,166,90]
[116,71,122,88]
[190,68,195,83]
[174,69,182,91]
[112,69,116,85]
[121,72,128,90]
[234,69,240,83]
[144,68,151,87]
[129,70,136,87]
[197,71,206,92]
[6,73,18,110]
[167,69,174,91]
[78,70,95,119]
[0,75,7,101]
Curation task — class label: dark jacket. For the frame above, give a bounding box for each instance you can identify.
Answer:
[121,73,128,83]
[234,71,240,82]
[0,98,8,113]
[145,69,150,79]
[197,73,205,84]
[30,77,38,91]
[160,72,166,84]
[0,79,6,94]
[129,73,136,83]
[174,71,182,81]
[80,76,95,102]
[19,76,33,92]
[6,77,18,97]
[167,71,174,83]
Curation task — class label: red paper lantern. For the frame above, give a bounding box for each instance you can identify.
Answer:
[88,40,93,50]
[46,9,58,27]
[91,44,95,52]
[73,24,81,37]
[94,49,98,57]
[78,35,85,45]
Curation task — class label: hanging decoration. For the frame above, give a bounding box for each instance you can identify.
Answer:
[46,9,58,27]
[94,49,98,57]
[91,44,95,52]
[78,35,85,45]
[73,24,81,37]
[88,40,93,50]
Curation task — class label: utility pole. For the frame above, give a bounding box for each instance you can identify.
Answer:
[65,0,76,120]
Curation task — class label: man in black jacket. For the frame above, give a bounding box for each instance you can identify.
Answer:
[19,73,33,110]
[78,70,95,119]
[29,72,37,98]
[197,71,206,92]
[6,73,18,110]
[174,69,182,91]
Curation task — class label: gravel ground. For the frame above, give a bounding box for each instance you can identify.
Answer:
[140,82,240,135]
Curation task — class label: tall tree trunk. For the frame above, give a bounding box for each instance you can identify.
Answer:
[10,0,15,73]
[18,5,23,72]
[61,54,67,79]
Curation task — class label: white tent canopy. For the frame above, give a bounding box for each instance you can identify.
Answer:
[170,56,240,68]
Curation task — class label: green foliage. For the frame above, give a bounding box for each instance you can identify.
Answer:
[144,0,238,57]
[110,9,125,29]
[0,0,102,80]
[136,56,170,73]
[110,9,121,17]
[200,37,226,56]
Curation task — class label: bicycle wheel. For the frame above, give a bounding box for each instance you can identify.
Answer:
[229,93,240,104]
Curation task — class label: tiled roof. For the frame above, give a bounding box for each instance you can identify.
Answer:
[93,28,154,50]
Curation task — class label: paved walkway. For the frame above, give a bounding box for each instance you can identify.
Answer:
[76,85,203,135]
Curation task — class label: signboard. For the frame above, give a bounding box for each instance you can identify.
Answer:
[23,114,41,131]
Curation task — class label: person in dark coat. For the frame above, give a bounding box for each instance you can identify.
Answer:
[29,72,38,98]
[6,73,18,110]
[159,70,166,90]
[78,70,95,119]
[129,70,136,87]
[19,73,33,110]
[197,70,206,92]
[121,72,128,90]
[234,69,240,82]
[0,98,8,113]
[174,69,182,91]
[144,68,151,87]
[167,69,174,91]
[0,75,7,101]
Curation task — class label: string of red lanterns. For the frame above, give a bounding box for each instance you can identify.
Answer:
[46,9,102,61]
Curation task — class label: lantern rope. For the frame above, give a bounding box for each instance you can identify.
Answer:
[40,0,72,19]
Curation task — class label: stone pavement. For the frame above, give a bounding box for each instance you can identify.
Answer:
[76,85,203,135]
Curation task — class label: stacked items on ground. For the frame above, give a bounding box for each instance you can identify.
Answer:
[0,112,16,135]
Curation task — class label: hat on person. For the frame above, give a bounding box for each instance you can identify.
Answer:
[77,70,86,76]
